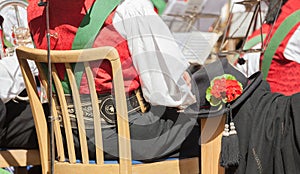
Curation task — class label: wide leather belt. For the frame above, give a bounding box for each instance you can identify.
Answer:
[55,88,149,128]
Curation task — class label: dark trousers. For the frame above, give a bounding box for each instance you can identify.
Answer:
[70,106,200,161]
[0,91,38,149]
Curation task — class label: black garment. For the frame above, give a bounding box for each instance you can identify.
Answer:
[0,99,6,140]
[186,58,300,173]
[265,0,288,24]
[226,76,300,174]
[0,90,38,149]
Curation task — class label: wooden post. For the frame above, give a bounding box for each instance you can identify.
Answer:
[201,115,225,174]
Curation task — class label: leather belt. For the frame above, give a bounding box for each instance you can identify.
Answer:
[55,88,149,128]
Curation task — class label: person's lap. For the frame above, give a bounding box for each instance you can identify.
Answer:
[72,105,200,162]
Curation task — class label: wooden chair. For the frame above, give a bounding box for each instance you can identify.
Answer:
[0,149,40,174]
[16,46,200,174]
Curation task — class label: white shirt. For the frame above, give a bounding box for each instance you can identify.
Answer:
[113,0,196,109]
[235,43,261,77]
[284,25,300,63]
[0,1,37,103]
[113,0,196,108]
[236,24,300,78]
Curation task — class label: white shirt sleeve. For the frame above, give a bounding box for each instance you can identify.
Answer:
[113,0,196,109]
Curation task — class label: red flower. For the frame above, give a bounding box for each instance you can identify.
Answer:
[206,74,243,107]
[226,79,243,102]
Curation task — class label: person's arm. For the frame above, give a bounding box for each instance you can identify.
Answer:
[113,0,196,109]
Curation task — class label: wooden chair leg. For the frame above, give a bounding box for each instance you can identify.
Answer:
[201,115,225,174]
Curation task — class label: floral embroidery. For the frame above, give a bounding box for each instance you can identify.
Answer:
[206,74,243,109]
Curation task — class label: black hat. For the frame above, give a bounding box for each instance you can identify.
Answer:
[185,58,253,117]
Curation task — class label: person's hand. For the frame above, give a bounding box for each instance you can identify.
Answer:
[183,71,192,90]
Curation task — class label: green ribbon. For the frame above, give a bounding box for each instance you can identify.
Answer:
[262,10,300,80]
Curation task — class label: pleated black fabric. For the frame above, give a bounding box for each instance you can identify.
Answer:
[228,79,300,174]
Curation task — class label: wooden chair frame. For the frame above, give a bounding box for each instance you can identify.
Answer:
[0,149,40,174]
[16,46,201,174]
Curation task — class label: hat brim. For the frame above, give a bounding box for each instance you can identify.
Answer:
[184,62,262,118]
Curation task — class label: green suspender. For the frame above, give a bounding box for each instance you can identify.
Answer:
[262,10,300,80]
[72,0,121,49]
[243,34,266,50]
[59,0,121,93]
[150,0,166,15]
[2,34,13,48]
[233,34,266,60]
[72,0,166,49]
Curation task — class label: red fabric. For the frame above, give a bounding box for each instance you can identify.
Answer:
[260,0,300,95]
[247,23,271,41]
[27,0,140,94]
[0,29,4,57]
[154,7,158,14]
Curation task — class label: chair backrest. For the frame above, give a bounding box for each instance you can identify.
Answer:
[16,46,132,174]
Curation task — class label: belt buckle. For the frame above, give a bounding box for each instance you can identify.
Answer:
[100,95,116,124]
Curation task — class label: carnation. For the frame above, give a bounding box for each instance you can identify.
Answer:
[206,74,243,108]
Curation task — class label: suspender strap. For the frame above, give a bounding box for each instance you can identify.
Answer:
[262,10,300,80]
[72,0,121,50]
[60,0,121,93]
[150,0,166,15]
[243,34,266,50]
[2,35,13,48]
[232,34,266,61]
